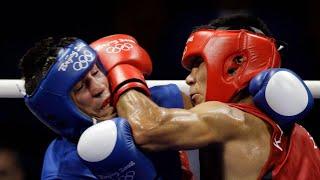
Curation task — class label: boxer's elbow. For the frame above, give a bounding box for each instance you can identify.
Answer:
[132,130,164,152]
[132,130,148,146]
[130,110,168,151]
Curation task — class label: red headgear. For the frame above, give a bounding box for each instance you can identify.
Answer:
[182,29,281,102]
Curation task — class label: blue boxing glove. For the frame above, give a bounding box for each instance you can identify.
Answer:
[150,84,184,108]
[77,118,158,180]
[249,68,314,129]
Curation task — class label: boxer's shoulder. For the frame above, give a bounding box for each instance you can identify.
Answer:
[42,137,96,179]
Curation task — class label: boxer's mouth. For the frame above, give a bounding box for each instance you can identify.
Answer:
[191,93,198,100]
[191,93,201,105]
[101,98,111,109]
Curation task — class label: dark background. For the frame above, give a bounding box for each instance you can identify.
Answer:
[0,0,319,179]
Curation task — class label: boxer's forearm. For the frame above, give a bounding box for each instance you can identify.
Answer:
[117,90,168,147]
[116,90,164,133]
[116,90,172,151]
[116,90,224,151]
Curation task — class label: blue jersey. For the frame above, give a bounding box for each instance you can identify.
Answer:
[41,137,96,179]
[41,84,184,179]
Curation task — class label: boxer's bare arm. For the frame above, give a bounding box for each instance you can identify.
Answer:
[116,90,251,151]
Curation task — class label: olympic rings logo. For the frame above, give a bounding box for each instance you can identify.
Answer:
[105,42,134,54]
[119,171,135,180]
[73,50,95,71]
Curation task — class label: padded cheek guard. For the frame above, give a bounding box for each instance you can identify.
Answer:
[24,39,97,140]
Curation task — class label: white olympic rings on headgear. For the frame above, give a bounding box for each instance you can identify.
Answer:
[73,50,95,71]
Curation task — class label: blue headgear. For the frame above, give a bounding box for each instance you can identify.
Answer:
[24,39,97,140]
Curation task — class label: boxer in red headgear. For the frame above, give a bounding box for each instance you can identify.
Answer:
[98,14,319,180]
[181,27,281,102]
[181,23,318,179]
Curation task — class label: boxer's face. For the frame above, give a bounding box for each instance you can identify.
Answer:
[71,64,116,121]
[185,60,207,105]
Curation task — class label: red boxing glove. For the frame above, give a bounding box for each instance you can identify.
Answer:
[90,34,152,105]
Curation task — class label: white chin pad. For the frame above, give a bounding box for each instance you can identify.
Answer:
[265,71,308,116]
[77,120,117,162]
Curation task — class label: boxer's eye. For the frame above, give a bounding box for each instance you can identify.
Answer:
[190,57,203,68]
[92,70,99,76]
[73,82,84,92]
[91,65,100,76]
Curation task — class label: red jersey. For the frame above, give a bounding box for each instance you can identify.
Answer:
[229,103,320,180]
[180,151,195,180]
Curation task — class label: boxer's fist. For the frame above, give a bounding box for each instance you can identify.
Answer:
[77,118,157,179]
[249,68,314,128]
[90,35,152,105]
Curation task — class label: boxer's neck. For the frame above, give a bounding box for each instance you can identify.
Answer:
[237,96,254,105]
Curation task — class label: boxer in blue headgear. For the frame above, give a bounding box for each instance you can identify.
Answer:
[20,37,187,179]
[24,39,97,140]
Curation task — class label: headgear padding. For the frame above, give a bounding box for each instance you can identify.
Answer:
[25,39,97,140]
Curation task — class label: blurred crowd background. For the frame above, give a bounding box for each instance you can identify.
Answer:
[0,0,319,179]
